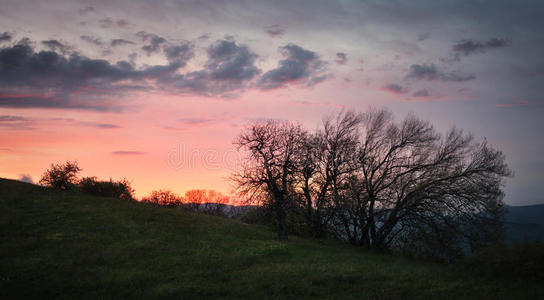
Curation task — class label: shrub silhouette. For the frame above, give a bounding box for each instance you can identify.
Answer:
[39,161,81,190]
[78,176,134,200]
[141,190,182,207]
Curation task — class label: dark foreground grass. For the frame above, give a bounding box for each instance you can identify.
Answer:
[1,178,542,299]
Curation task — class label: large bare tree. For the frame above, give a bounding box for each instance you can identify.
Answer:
[293,111,363,237]
[233,109,511,254]
[329,109,511,251]
[232,120,305,240]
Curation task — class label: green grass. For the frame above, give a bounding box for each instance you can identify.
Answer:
[1,178,542,299]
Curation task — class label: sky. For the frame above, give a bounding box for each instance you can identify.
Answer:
[0,0,543,205]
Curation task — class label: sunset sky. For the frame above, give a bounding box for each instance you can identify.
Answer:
[1,0,543,205]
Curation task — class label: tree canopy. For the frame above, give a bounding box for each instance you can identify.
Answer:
[233,109,511,255]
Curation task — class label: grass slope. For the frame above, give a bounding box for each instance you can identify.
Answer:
[1,178,542,299]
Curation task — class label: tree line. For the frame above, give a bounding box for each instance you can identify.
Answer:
[232,109,511,256]
[39,161,236,217]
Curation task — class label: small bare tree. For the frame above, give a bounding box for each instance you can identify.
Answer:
[232,120,305,240]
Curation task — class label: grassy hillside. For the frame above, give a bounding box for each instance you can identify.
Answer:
[1,178,542,299]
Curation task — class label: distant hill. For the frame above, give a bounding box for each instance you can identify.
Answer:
[504,204,544,243]
[505,204,544,225]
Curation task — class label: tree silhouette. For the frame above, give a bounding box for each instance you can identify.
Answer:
[142,190,182,206]
[233,109,511,252]
[39,161,81,190]
[232,120,305,240]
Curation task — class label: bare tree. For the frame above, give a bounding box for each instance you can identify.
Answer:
[232,109,510,254]
[232,120,305,240]
[293,111,362,237]
[184,189,207,211]
[329,108,511,251]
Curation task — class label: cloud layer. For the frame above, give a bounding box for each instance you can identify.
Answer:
[0,35,331,110]
[0,39,179,110]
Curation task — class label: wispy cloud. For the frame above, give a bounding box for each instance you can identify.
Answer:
[18,174,34,184]
[406,64,475,82]
[412,89,429,97]
[496,100,535,108]
[78,6,94,15]
[264,25,285,38]
[335,52,347,65]
[453,38,510,56]
[0,115,34,130]
[381,83,408,94]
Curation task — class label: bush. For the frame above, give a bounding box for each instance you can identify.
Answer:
[78,176,134,200]
[141,190,182,207]
[462,241,544,279]
[39,161,81,190]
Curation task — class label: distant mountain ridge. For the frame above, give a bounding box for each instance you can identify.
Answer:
[504,204,544,243]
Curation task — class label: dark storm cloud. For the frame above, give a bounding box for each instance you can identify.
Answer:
[412,89,429,97]
[164,41,194,65]
[452,38,511,57]
[335,52,347,65]
[258,43,329,90]
[136,31,167,55]
[406,64,475,82]
[0,32,12,43]
[381,84,407,94]
[264,25,285,37]
[41,40,73,54]
[111,39,134,47]
[0,40,181,111]
[80,35,105,47]
[159,39,260,96]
